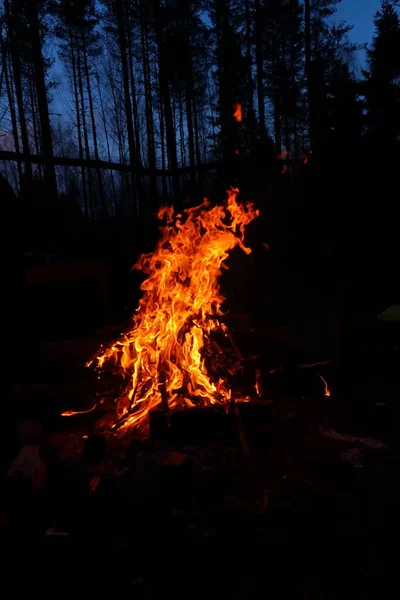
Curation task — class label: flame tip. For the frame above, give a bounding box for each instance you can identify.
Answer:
[88,187,258,432]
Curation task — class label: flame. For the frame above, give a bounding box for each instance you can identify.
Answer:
[303,153,308,165]
[281,164,288,175]
[319,375,331,397]
[276,150,290,160]
[61,404,97,417]
[255,369,264,398]
[232,103,242,122]
[89,188,259,431]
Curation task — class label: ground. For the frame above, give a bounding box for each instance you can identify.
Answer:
[2,322,400,597]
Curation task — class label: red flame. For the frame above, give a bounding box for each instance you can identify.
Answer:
[277,150,290,160]
[319,375,331,397]
[232,103,242,122]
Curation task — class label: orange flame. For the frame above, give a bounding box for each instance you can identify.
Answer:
[61,404,97,417]
[232,103,242,122]
[89,188,259,431]
[281,164,288,175]
[255,369,265,398]
[319,375,331,397]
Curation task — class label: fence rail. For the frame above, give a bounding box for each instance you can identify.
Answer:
[0,150,223,176]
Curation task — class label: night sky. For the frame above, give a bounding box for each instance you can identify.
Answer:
[336,0,380,47]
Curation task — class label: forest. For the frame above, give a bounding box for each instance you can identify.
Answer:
[1,0,400,328]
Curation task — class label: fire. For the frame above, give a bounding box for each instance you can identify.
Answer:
[232,103,242,122]
[319,375,331,397]
[255,369,265,398]
[89,188,258,431]
[61,404,97,417]
[276,150,290,160]
[281,164,288,175]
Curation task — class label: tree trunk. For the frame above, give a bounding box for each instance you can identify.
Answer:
[273,77,282,153]
[304,0,313,149]
[192,94,203,191]
[0,26,23,185]
[96,73,116,211]
[159,87,168,197]
[152,0,180,204]
[82,28,105,214]
[245,0,256,139]
[178,91,185,167]
[107,58,128,207]
[126,17,146,213]
[215,0,240,176]
[140,6,157,199]
[290,33,299,154]
[115,0,139,214]
[69,27,88,217]
[185,72,196,185]
[126,21,142,168]
[76,29,94,216]
[28,62,42,180]
[5,0,32,185]
[207,75,218,155]
[26,0,57,199]
[255,0,266,138]
[182,4,195,185]
[281,39,290,150]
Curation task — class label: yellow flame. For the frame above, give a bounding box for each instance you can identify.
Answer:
[319,375,331,397]
[89,188,259,431]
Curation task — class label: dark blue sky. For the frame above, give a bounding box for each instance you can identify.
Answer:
[336,0,381,46]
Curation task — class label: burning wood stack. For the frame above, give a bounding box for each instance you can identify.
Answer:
[84,188,259,433]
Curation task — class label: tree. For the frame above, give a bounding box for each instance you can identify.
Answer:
[26,0,58,200]
[365,0,400,149]
[152,0,180,201]
[103,0,143,214]
[305,0,353,155]
[210,0,246,180]
[262,0,304,152]
[53,0,110,215]
[156,0,209,192]
[4,0,33,185]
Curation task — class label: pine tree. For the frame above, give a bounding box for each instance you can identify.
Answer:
[305,0,353,155]
[365,0,400,149]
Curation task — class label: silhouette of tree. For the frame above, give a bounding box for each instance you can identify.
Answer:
[52,0,106,215]
[0,0,397,233]
[365,0,400,151]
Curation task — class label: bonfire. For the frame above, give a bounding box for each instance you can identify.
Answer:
[85,187,258,432]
